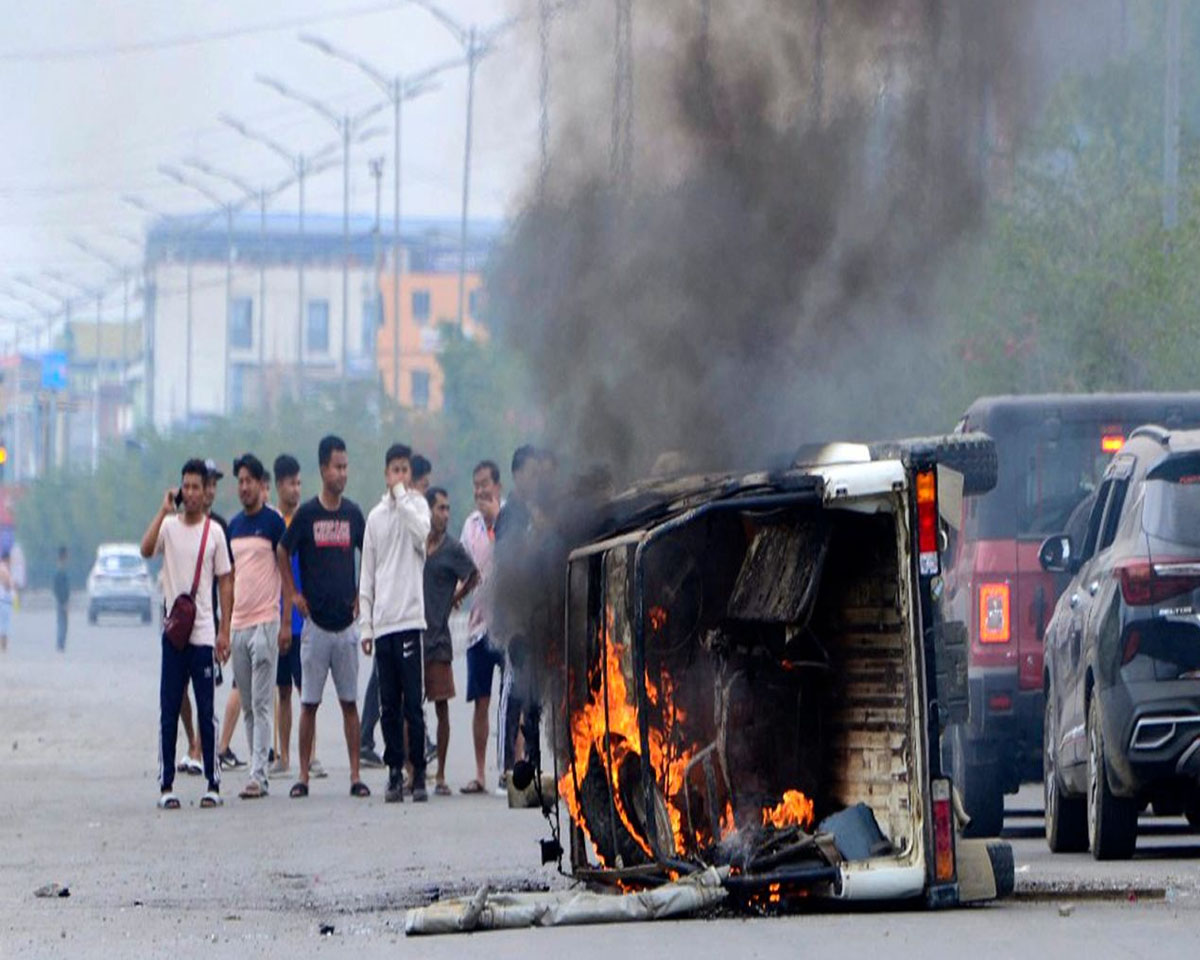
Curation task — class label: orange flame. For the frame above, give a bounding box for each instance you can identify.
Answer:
[559,602,699,865]
[761,789,815,830]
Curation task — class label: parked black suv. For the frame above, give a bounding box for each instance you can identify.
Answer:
[1040,425,1200,859]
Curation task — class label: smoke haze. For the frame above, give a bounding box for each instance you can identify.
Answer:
[492,0,1044,479]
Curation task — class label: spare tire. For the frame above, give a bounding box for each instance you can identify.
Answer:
[869,433,998,496]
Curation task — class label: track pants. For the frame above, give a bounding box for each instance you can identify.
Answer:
[376,630,426,785]
[158,638,219,792]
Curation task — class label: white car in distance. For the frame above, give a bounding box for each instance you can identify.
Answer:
[86,543,154,624]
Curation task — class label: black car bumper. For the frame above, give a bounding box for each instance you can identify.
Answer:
[964,673,1044,775]
[1098,680,1200,797]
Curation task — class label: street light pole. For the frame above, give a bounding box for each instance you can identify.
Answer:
[297,35,460,404]
[255,77,386,401]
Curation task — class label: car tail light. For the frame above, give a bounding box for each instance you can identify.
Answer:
[916,469,939,576]
[1116,559,1200,606]
[932,778,955,883]
[978,583,1011,644]
[988,693,1012,712]
[1101,434,1125,454]
[1121,627,1141,665]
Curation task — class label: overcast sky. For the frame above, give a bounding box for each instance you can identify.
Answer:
[0,0,544,299]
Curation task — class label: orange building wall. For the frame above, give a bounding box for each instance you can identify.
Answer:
[375,271,485,411]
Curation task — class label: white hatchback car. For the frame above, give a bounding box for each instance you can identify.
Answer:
[87,543,154,624]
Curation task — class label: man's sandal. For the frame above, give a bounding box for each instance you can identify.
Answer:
[199,791,223,808]
[157,793,181,810]
[460,780,485,795]
[349,781,371,798]
[289,781,309,799]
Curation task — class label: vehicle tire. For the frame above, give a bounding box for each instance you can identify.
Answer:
[1043,690,1087,852]
[1086,696,1138,860]
[871,434,998,496]
[949,724,1005,838]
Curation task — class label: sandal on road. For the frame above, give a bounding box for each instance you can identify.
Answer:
[179,757,203,776]
[199,791,223,808]
[289,781,309,799]
[349,781,371,798]
[238,781,266,800]
[435,782,452,797]
[157,793,181,810]
[460,780,485,795]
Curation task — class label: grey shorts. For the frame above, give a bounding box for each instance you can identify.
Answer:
[299,621,359,706]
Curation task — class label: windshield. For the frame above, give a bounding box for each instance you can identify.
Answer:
[969,422,1114,540]
[99,554,144,574]
[1143,479,1200,548]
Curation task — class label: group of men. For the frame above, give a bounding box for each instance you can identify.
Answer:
[142,434,547,809]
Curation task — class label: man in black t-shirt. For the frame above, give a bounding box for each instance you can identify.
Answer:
[277,435,369,799]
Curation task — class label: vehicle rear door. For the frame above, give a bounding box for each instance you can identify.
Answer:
[1059,480,1117,767]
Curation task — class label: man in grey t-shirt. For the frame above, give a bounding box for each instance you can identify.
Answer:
[423,487,479,794]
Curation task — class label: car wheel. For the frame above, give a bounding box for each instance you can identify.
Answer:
[949,723,1004,838]
[1044,688,1086,852]
[1086,696,1138,860]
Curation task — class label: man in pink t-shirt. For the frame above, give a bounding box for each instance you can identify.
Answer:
[459,460,504,794]
[227,453,288,798]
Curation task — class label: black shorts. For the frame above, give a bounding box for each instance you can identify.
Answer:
[276,636,302,688]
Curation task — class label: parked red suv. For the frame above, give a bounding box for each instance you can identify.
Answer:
[943,393,1200,836]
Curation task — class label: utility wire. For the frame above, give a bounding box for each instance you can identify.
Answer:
[0,2,408,63]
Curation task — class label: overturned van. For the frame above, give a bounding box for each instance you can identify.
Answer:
[555,436,1014,908]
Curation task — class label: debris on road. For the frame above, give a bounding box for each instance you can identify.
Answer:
[405,866,728,936]
[33,883,69,898]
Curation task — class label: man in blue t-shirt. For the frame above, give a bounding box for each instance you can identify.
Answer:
[271,454,307,777]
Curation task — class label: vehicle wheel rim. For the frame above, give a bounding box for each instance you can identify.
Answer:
[1088,716,1100,848]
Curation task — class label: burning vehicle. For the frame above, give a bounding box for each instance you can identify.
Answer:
[554,435,1013,909]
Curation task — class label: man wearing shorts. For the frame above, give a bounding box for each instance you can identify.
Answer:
[278,435,368,798]
[423,487,479,795]
[359,444,431,802]
[227,453,287,799]
[271,455,304,775]
[141,458,233,809]
[460,460,504,794]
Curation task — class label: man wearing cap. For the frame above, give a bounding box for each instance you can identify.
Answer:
[227,453,288,798]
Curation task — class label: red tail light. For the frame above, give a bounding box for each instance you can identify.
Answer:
[978,582,1011,644]
[1120,628,1141,665]
[1116,559,1200,606]
[916,469,939,576]
[932,778,955,883]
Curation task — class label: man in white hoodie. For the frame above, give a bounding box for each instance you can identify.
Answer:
[358,443,432,803]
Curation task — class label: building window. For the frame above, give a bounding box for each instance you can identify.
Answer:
[306,300,329,354]
[230,298,253,350]
[362,298,380,356]
[468,287,481,320]
[411,370,430,409]
[412,290,431,325]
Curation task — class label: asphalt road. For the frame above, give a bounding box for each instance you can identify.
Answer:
[3,599,1200,958]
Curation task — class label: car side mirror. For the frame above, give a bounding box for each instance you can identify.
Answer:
[1039,535,1074,573]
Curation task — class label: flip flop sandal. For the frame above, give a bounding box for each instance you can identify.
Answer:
[435,783,452,797]
[157,793,181,810]
[183,758,204,776]
[349,781,371,798]
[199,791,223,808]
[460,780,485,795]
[238,782,265,800]
[289,781,309,799]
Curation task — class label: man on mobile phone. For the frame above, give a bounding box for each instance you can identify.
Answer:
[141,458,233,810]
